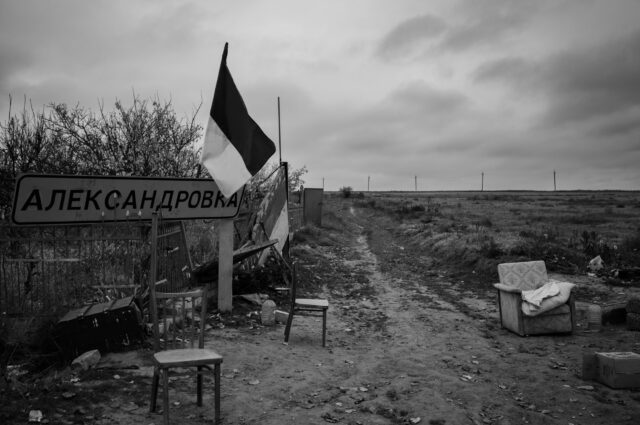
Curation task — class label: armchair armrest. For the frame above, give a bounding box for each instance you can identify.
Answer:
[493,283,522,294]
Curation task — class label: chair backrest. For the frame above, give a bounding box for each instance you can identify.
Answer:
[149,279,208,352]
[498,261,548,291]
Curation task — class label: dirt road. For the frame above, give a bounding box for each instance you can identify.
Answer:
[6,197,640,424]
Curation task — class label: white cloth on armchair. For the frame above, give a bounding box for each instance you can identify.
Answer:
[521,282,559,307]
[521,280,575,316]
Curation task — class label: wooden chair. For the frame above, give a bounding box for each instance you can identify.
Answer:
[284,263,329,346]
[149,280,222,425]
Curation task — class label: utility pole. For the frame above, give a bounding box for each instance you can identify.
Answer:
[367,176,370,192]
[414,175,417,191]
[481,172,484,191]
[553,170,556,191]
[322,177,325,190]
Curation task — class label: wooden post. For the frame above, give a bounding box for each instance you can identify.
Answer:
[150,212,160,351]
[217,219,234,312]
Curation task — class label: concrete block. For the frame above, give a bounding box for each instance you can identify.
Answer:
[274,310,289,324]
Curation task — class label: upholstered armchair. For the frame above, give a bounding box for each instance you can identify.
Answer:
[494,261,576,336]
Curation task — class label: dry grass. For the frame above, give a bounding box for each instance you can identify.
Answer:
[353,190,640,281]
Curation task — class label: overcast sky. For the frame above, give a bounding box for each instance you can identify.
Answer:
[1,0,639,191]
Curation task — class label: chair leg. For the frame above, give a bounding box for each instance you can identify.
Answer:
[322,309,327,347]
[150,368,159,412]
[568,293,577,333]
[197,366,203,406]
[162,369,170,425]
[214,363,221,425]
[284,309,294,342]
[496,291,504,328]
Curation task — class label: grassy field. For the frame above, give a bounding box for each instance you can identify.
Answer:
[346,190,640,284]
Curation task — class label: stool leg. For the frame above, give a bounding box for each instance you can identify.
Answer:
[322,309,327,347]
[150,368,159,412]
[197,366,203,406]
[284,308,294,342]
[214,363,221,424]
[162,369,169,425]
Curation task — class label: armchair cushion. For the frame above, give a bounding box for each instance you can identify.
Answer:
[521,281,575,316]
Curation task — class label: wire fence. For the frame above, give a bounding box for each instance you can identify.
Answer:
[288,204,303,233]
[0,221,148,317]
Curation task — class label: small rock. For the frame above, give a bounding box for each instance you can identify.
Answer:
[321,412,339,423]
[28,410,43,422]
[410,418,421,424]
[61,391,76,400]
[577,385,595,391]
[248,379,260,385]
[121,403,138,412]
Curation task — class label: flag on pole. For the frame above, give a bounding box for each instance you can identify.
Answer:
[200,42,276,198]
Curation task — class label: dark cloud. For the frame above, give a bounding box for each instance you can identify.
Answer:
[474,28,640,129]
[590,111,640,139]
[438,0,541,52]
[473,57,535,84]
[541,29,640,125]
[387,81,468,114]
[376,14,447,59]
[439,16,521,52]
[376,0,542,61]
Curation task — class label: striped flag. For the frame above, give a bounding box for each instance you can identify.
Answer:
[200,42,276,198]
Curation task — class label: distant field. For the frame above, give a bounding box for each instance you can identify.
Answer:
[345,190,640,282]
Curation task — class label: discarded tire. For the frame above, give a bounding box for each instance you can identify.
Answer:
[627,312,640,331]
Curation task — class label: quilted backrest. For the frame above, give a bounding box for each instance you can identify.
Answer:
[497,261,548,290]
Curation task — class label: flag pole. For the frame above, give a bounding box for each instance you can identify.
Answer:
[278,96,282,165]
[278,96,289,204]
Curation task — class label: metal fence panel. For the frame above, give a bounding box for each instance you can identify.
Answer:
[0,222,147,317]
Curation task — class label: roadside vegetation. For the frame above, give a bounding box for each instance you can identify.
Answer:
[351,191,640,285]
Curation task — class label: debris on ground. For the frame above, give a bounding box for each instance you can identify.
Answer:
[71,349,101,371]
